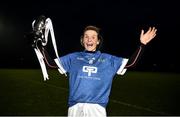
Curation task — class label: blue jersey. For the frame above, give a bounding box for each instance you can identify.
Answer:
[58,51,128,107]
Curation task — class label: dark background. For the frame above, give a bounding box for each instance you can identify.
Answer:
[0,0,179,72]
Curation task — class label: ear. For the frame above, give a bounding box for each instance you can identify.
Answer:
[80,36,84,46]
[97,40,100,45]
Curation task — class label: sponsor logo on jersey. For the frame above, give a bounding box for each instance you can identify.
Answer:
[82,66,97,76]
[98,58,105,62]
[77,57,84,60]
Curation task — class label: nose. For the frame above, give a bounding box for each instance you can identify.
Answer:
[87,37,92,42]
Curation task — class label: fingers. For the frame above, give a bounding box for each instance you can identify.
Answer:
[150,27,157,34]
[141,29,144,37]
[150,27,157,39]
[145,27,157,39]
[146,27,152,34]
[152,33,156,39]
[147,27,157,34]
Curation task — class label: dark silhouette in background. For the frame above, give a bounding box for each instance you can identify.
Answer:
[0,0,179,73]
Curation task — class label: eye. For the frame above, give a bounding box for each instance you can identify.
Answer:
[84,35,88,39]
[93,36,97,40]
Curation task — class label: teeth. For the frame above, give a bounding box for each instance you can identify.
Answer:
[87,44,93,46]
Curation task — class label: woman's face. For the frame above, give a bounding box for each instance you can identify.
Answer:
[82,30,100,51]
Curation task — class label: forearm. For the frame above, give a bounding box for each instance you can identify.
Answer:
[125,43,145,68]
[39,46,58,69]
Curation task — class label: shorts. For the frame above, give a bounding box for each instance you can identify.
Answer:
[68,103,107,117]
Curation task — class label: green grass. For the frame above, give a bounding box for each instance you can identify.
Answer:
[0,69,180,116]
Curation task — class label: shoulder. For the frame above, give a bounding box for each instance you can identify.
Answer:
[60,51,81,59]
[65,52,81,57]
[101,52,117,58]
[101,52,124,60]
[67,52,81,56]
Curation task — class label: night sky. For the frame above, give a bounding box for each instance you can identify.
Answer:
[0,0,179,72]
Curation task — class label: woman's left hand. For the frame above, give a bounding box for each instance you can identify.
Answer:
[140,27,157,45]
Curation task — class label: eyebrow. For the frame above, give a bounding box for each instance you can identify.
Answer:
[84,34,98,36]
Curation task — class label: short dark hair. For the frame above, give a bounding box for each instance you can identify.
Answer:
[80,25,103,50]
[83,25,100,34]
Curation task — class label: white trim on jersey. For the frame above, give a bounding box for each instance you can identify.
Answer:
[54,58,67,75]
[116,58,129,75]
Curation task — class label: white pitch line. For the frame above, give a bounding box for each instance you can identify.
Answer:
[110,99,169,115]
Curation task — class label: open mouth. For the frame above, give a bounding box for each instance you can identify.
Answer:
[86,43,93,47]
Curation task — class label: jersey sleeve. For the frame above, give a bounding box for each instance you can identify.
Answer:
[116,58,129,75]
[54,53,73,74]
[110,55,129,75]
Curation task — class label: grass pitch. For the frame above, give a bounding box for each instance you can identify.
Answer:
[0,69,179,116]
